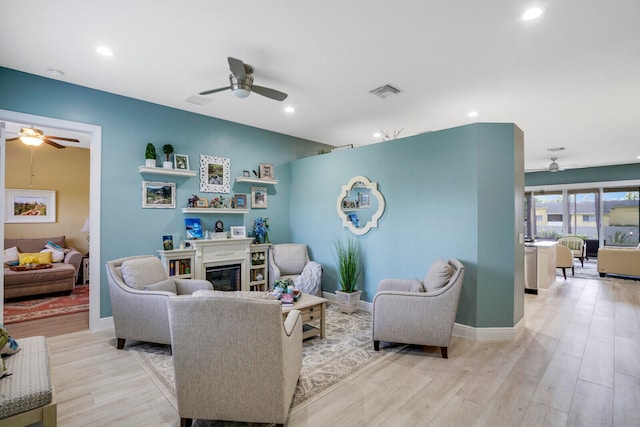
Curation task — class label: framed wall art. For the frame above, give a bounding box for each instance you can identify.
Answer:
[358,192,371,208]
[259,163,274,179]
[230,226,247,239]
[174,153,189,170]
[234,194,247,209]
[142,181,176,208]
[5,188,56,223]
[251,186,268,209]
[200,154,231,193]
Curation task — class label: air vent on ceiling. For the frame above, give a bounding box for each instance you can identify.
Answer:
[369,84,401,98]
[547,147,566,152]
[185,95,212,106]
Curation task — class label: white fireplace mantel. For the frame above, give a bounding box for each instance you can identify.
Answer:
[185,238,254,291]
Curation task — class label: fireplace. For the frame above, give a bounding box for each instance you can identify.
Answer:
[206,264,241,291]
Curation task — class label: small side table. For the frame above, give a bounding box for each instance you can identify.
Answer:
[82,256,90,284]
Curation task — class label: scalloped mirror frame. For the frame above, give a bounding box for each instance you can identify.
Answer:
[336,175,385,235]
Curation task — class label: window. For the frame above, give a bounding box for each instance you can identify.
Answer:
[603,187,639,247]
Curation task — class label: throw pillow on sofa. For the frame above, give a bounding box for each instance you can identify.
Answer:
[3,246,19,267]
[40,248,65,263]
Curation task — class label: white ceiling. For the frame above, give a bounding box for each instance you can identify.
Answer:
[2,0,639,171]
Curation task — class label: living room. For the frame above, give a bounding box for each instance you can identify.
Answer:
[1,1,639,425]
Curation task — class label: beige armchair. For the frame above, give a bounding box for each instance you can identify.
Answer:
[167,293,303,427]
[556,244,574,279]
[105,255,212,349]
[557,236,586,266]
[269,243,323,295]
[372,258,465,359]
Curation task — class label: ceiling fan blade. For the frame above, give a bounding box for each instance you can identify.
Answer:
[45,135,80,142]
[252,85,288,101]
[199,86,231,96]
[228,57,246,80]
[43,138,66,149]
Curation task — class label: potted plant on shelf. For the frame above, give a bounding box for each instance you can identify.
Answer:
[162,144,174,168]
[145,143,157,167]
[334,235,362,313]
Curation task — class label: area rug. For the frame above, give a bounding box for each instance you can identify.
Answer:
[129,303,404,423]
[557,259,639,282]
[3,284,89,324]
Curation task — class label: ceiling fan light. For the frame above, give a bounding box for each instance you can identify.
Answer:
[19,136,44,146]
[233,88,251,98]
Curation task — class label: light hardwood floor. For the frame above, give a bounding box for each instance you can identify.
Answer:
[20,275,640,426]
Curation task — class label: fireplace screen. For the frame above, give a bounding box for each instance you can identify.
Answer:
[205,264,241,291]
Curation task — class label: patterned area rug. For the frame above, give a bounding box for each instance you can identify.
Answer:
[3,284,89,324]
[129,303,404,425]
[557,259,639,281]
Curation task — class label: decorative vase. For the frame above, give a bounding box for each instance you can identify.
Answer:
[162,161,173,169]
[256,234,265,244]
[145,159,156,167]
[335,290,361,314]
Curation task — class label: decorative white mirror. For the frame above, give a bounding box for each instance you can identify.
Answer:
[336,175,385,235]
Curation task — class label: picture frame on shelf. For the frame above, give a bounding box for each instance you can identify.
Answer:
[251,186,268,208]
[142,181,176,209]
[358,192,371,208]
[162,235,174,250]
[230,226,247,239]
[174,154,189,170]
[259,163,274,179]
[234,194,247,209]
[200,154,231,193]
[195,198,209,208]
[243,170,250,177]
[5,188,56,223]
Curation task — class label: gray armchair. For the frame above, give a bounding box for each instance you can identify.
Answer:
[105,255,212,349]
[167,293,303,427]
[372,258,465,358]
[269,243,323,296]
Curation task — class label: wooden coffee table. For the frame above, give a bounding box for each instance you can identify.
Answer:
[282,293,327,339]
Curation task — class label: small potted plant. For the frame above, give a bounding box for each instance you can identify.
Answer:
[334,235,362,313]
[145,143,157,167]
[162,144,174,168]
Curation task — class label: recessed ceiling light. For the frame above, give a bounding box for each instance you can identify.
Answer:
[522,8,543,21]
[467,111,478,118]
[284,106,295,114]
[373,132,381,138]
[96,46,114,56]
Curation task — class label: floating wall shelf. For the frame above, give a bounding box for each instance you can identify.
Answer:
[235,177,279,185]
[181,207,250,214]
[138,166,197,177]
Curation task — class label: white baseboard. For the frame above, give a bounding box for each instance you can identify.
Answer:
[90,315,114,332]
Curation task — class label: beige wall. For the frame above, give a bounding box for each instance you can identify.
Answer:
[5,141,90,254]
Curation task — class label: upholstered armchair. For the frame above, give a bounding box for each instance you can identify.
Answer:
[167,293,303,427]
[105,255,212,349]
[372,258,465,359]
[556,243,575,279]
[269,243,323,296]
[557,236,586,266]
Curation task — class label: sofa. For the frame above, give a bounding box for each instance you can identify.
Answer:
[597,245,640,278]
[4,236,82,299]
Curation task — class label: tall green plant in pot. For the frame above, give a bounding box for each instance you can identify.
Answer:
[335,236,362,313]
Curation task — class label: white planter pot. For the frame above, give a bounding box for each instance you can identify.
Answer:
[335,290,361,314]
[145,159,156,167]
[162,161,173,169]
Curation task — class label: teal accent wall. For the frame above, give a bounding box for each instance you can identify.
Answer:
[526,163,639,186]
[289,123,524,328]
[0,67,329,317]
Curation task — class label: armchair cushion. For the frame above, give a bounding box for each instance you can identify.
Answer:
[378,278,424,293]
[144,279,177,294]
[423,259,453,291]
[121,257,168,289]
[193,289,276,300]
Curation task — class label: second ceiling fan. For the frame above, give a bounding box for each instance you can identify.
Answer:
[199,57,288,101]
[7,127,80,149]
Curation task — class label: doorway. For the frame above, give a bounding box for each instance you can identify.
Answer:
[0,109,102,331]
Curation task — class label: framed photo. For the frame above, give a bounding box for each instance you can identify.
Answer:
[174,154,189,170]
[230,226,247,239]
[142,181,176,208]
[243,170,250,177]
[234,194,248,209]
[5,188,56,223]
[259,163,274,179]
[358,192,371,208]
[251,186,268,209]
[200,154,231,193]
[195,198,209,208]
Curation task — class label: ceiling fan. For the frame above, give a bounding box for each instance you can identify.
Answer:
[199,57,288,101]
[7,127,80,149]
[548,157,562,172]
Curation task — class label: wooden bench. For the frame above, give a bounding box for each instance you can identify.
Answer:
[0,336,56,427]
